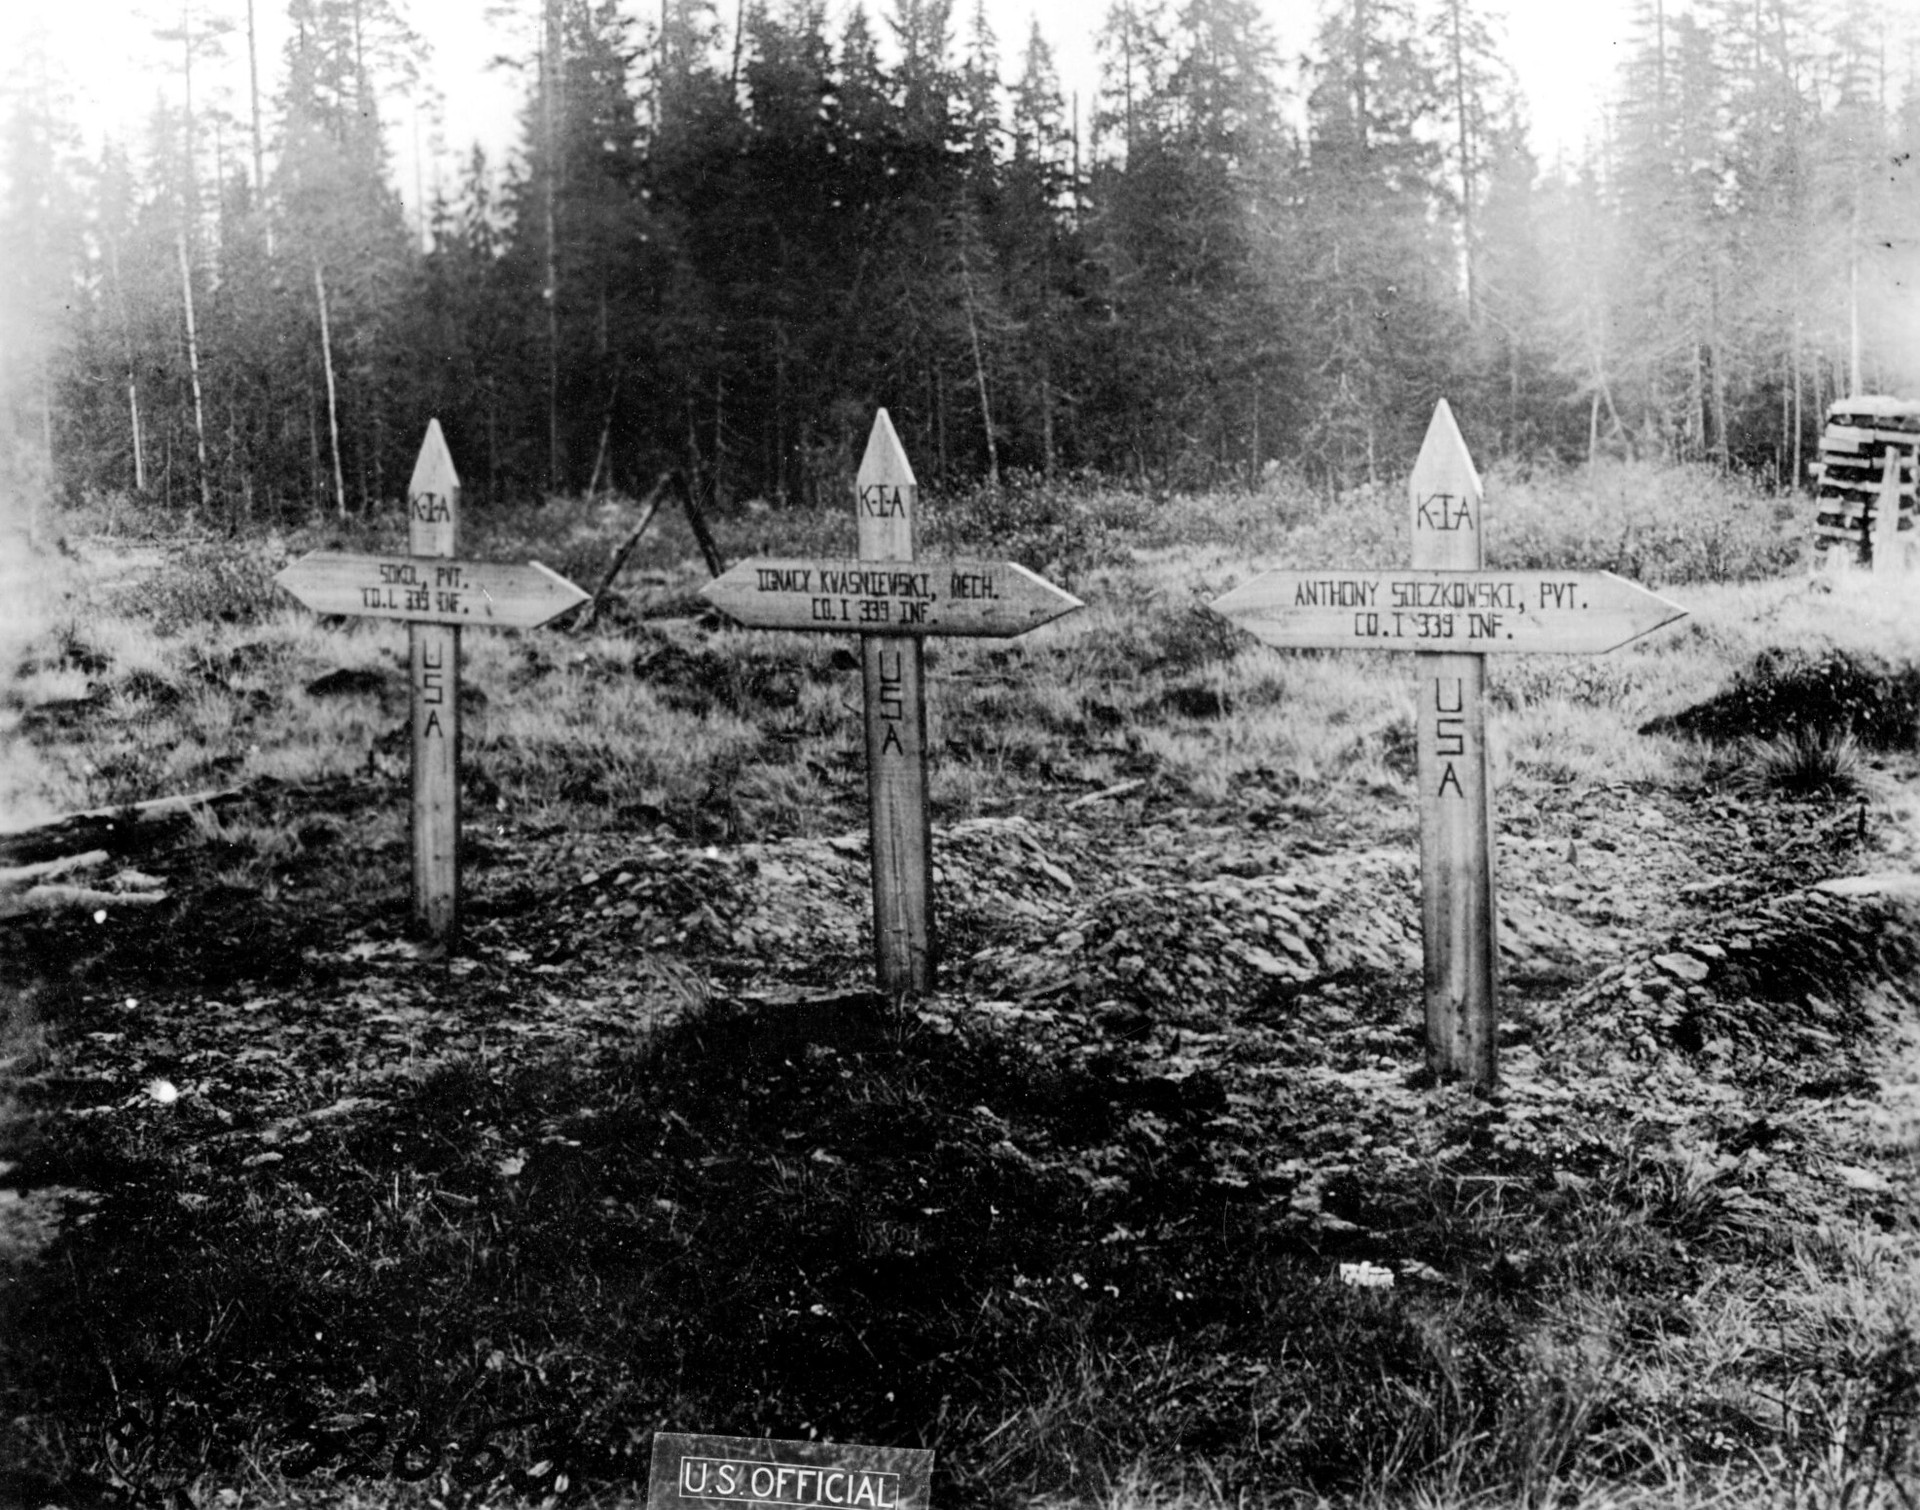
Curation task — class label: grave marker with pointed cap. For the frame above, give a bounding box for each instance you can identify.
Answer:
[1408,400,1497,1086]
[857,411,934,994]
[701,409,1084,995]
[409,420,462,941]
[275,420,589,947]
[1208,400,1689,1087]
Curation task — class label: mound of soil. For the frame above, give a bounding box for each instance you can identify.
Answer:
[1644,647,1920,750]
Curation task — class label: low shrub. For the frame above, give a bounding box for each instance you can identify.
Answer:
[124,538,289,634]
[1487,459,1803,584]
[920,470,1147,585]
[1644,647,1920,751]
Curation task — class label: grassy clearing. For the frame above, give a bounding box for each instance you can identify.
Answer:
[3,465,1919,1509]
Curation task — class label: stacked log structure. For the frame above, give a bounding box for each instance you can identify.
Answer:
[1810,395,1919,570]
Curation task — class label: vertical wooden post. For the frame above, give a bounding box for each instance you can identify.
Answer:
[857,410,935,995]
[1870,448,1902,575]
[1409,400,1498,1087]
[408,419,461,944]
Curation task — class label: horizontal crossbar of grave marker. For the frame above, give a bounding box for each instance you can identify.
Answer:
[275,551,590,629]
[701,557,1084,636]
[1209,569,1688,655]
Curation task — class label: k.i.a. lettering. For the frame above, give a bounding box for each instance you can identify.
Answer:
[1414,490,1474,531]
[858,483,907,518]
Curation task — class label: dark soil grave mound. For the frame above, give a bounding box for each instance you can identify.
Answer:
[2,992,1407,1505]
[1643,647,1920,750]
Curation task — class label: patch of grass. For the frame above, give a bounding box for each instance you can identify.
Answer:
[1502,698,1687,789]
[1760,1228,1920,1508]
[1741,728,1866,799]
[1490,656,1644,713]
[121,537,290,635]
[1126,457,1800,587]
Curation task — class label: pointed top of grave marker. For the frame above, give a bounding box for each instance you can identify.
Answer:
[409,417,460,498]
[857,407,916,492]
[1411,398,1481,503]
[409,418,459,555]
[857,408,917,559]
[1409,398,1484,571]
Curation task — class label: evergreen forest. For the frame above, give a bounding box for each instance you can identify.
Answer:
[2,0,1917,523]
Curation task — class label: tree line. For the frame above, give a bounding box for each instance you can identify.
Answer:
[2,0,1916,524]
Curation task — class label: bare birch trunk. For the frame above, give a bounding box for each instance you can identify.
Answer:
[1040,365,1056,480]
[1709,273,1729,468]
[1249,379,1260,487]
[176,227,212,519]
[129,373,146,493]
[713,375,725,505]
[314,260,347,518]
[107,230,145,492]
[961,268,999,488]
[246,0,265,199]
[1848,198,1862,397]
[1779,358,1789,488]
[542,19,561,492]
[587,371,620,496]
[1791,315,1803,488]
[775,328,787,503]
[1448,0,1474,321]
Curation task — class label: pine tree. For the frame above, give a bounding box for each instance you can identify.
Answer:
[274,0,418,513]
[1294,0,1455,483]
[1004,19,1081,475]
[0,35,87,521]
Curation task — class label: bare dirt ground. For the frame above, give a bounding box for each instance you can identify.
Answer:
[3,529,1919,1508]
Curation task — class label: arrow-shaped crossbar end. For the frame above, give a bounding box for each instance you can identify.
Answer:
[272,551,323,599]
[999,560,1086,620]
[1204,571,1277,620]
[527,559,593,613]
[1022,596,1086,634]
[1603,570,1690,614]
[1592,572,1692,651]
[696,579,752,629]
[1644,603,1691,642]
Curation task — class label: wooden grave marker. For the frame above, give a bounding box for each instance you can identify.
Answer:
[276,419,589,945]
[1208,400,1688,1088]
[701,409,1083,995]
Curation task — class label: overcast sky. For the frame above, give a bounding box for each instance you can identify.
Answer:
[7,0,1636,206]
